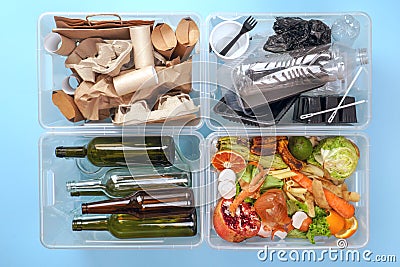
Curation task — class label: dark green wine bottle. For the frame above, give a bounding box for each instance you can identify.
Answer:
[72,210,197,238]
[67,165,191,198]
[81,187,195,219]
[55,136,175,167]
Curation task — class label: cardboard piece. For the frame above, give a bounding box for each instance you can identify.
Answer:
[44,32,76,56]
[65,38,105,82]
[113,65,158,96]
[172,18,200,61]
[66,39,133,82]
[74,76,126,120]
[151,23,177,60]
[129,25,155,69]
[53,16,154,40]
[91,40,132,76]
[113,94,199,125]
[52,90,84,122]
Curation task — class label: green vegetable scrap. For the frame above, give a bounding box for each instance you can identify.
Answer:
[287,229,307,239]
[306,207,331,244]
[286,199,308,216]
[249,154,288,170]
[260,175,283,192]
[307,136,359,179]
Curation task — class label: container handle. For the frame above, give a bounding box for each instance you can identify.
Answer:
[86,14,123,26]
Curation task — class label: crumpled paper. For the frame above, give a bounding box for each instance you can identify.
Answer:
[74,75,131,120]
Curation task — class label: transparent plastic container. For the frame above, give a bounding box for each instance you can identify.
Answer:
[37,11,372,251]
[38,12,204,130]
[205,12,372,131]
[205,131,369,250]
[39,131,205,248]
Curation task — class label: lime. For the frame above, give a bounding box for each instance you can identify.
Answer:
[288,136,313,160]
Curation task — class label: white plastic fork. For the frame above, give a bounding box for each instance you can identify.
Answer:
[327,67,364,123]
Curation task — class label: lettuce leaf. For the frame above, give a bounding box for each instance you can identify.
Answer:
[306,207,331,244]
[287,229,307,239]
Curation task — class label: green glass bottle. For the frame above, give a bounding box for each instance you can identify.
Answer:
[55,136,175,167]
[72,210,197,238]
[81,187,196,219]
[67,165,191,198]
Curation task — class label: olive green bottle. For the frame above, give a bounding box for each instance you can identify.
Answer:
[67,165,191,198]
[81,187,195,219]
[55,136,175,167]
[72,210,197,238]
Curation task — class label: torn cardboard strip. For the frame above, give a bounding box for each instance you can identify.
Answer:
[52,90,84,122]
[172,18,199,61]
[151,23,177,60]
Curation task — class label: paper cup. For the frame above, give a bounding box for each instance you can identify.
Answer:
[209,21,249,60]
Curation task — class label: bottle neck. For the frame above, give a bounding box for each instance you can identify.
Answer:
[82,197,134,215]
[66,180,104,196]
[55,146,87,158]
[72,216,109,231]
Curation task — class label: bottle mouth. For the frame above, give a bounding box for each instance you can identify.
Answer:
[55,147,68,158]
[55,146,87,158]
[66,181,75,192]
[81,203,89,214]
[72,220,82,231]
[357,48,368,65]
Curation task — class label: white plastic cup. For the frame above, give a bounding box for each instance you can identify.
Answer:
[209,21,249,60]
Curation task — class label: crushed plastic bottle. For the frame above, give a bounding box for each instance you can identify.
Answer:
[234,43,368,108]
[332,15,360,46]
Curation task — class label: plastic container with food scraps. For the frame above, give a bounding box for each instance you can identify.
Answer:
[39,131,205,248]
[205,12,371,131]
[205,132,369,250]
[38,13,203,130]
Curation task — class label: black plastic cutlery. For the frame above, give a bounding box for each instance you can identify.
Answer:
[219,16,257,56]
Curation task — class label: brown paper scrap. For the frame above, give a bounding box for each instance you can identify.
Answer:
[66,39,132,81]
[151,23,177,60]
[52,90,84,122]
[74,76,125,120]
[65,38,105,82]
[53,16,154,40]
[172,18,199,61]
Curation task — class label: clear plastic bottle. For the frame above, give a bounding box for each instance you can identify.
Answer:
[234,43,368,108]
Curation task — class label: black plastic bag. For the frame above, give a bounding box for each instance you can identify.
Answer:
[264,17,331,53]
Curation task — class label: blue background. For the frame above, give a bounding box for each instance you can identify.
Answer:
[1,0,398,266]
